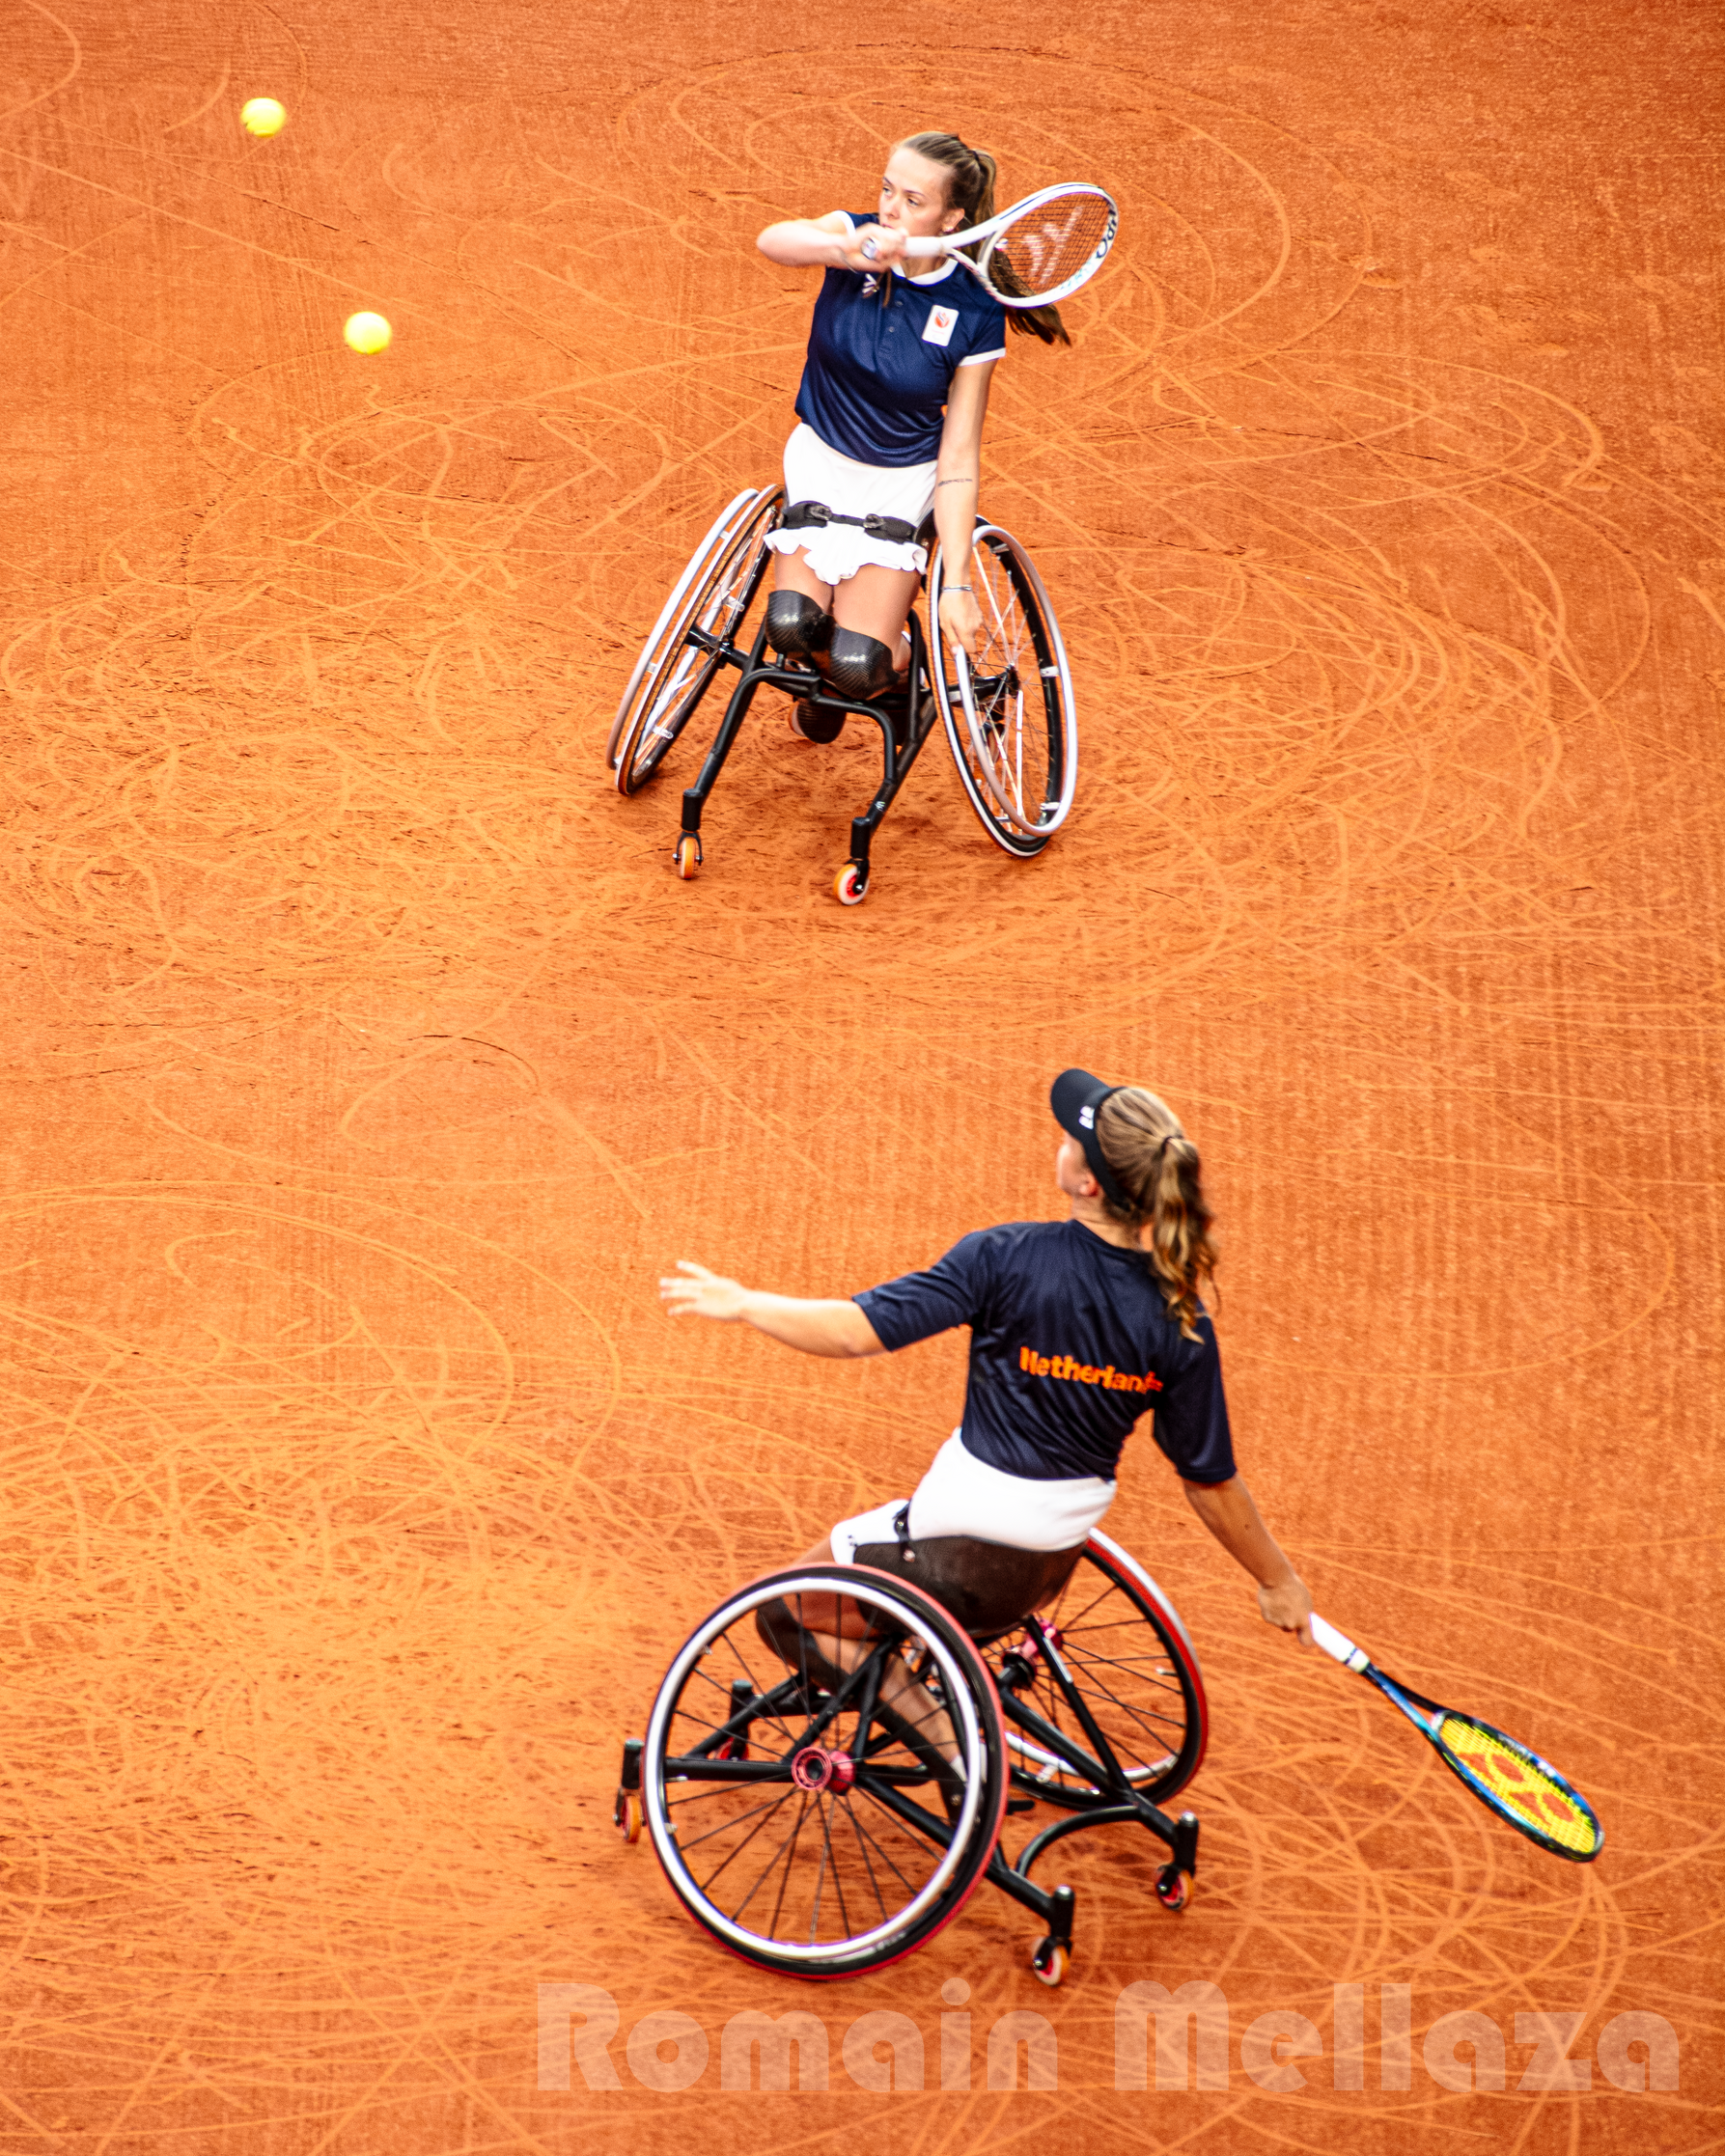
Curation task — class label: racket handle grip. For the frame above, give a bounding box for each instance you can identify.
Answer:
[903,235,944,260]
[1310,1614,1370,1671]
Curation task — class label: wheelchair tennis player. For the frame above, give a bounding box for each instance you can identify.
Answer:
[661,1069,1315,1778]
[754,130,1069,740]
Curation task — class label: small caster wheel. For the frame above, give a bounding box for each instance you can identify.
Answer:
[673,834,700,881]
[1155,1864,1192,1913]
[833,862,868,906]
[614,1790,643,1843]
[1030,1937,1069,1987]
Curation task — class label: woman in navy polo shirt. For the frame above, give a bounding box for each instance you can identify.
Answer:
[661,1071,1315,1653]
[753,132,1068,736]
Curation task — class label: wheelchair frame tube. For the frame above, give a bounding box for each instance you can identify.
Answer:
[676,613,940,890]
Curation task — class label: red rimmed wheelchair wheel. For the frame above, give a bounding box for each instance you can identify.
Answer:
[639,1565,1009,1978]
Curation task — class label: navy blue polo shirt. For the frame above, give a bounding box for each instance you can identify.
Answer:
[793,212,1008,467]
[853,1219,1237,1486]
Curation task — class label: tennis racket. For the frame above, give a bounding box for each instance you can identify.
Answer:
[858,183,1118,309]
[1311,1615,1603,1863]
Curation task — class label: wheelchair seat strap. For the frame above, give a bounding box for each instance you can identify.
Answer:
[891,1503,916,1562]
[781,498,921,547]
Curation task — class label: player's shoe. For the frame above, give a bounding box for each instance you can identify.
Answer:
[789,698,847,743]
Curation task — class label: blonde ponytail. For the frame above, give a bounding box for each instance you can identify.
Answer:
[1096,1089,1217,1341]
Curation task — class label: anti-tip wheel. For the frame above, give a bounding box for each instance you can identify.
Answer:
[673,835,700,882]
[1155,1865,1192,1913]
[833,863,868,906]
[1031,1938,1070,1987]
[615,1791,643,1844]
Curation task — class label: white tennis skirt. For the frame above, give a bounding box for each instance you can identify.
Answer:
[830,1432,1116,1562]
[764,424,936,584]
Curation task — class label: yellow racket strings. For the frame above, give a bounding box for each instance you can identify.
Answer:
[991,196,1112,297]
[1437,1714,1600,1856]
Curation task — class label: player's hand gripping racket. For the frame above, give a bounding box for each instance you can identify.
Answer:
[860,184,1118,309]
[1311,1615,1603,1863]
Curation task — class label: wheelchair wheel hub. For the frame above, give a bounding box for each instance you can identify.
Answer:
[791,1744,856,1795]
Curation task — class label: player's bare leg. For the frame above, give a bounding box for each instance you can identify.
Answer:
[772,546,833,610]
[766,1535,960,1763]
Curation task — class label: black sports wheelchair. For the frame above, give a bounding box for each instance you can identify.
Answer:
[606,487,1079,903]
[615,1529,1206,1984]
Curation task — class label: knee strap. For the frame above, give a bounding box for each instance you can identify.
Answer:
[765,591,834,660]
[826,628,898,702]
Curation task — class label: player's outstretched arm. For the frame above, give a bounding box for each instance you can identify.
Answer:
[1181,1475,1315,1646]
[756,211,897,272]
[660,1260,885,1358]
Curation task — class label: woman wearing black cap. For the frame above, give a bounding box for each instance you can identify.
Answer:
[661,1070,1313,1661]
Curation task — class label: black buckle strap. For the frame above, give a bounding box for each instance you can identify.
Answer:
[781,498,920,547]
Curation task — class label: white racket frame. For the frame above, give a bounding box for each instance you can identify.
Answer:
[862,183,1119,309]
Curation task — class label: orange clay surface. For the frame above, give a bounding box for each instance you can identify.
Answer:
[1,0,1720,2148]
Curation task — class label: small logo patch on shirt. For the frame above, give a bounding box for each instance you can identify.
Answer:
[921,303,960,347]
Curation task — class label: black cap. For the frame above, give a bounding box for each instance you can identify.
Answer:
[1050,1067,1131,1210]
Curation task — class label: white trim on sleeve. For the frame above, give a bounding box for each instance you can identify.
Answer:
[958,346,1007,367]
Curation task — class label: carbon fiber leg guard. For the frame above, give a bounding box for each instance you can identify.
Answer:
[825,628,900,702]
[765,591,834,659]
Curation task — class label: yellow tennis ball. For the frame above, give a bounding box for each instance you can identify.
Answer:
[240,97,287,138]
[343,312,392,355]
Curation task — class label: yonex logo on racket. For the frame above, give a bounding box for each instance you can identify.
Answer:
[1022,205,1085,283]
[1019,1345,1162,1394]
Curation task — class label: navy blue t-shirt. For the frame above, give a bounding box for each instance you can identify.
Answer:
[853,1219,1236,1486]
[793,212,1008,467]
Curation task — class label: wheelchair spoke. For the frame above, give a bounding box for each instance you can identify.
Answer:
[671,1691,791,1753]
[811,1796,850,1944]
[839,1794,899,1921]
[686,1654,804,1754]
[672,1787,799,1859]
[844,1789,931,1897]
[986,1546,1206,1805]
[1057,1672,1183,1742]
[707,1631,804,1750]
[1063,1649,1184,1697]
[664,1783,794,1827]
[761,1794,811,1940]
[1048,1579,1117,1631]
[718,1810,806,1931]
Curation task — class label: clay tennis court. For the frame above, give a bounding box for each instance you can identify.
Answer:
[2,0,1717,2145]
